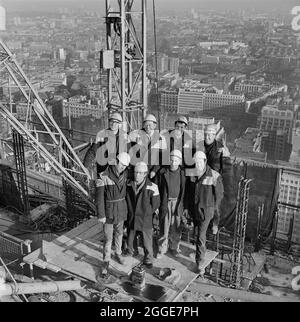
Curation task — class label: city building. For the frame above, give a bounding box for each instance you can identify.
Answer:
[160,88,179,114]
[157,54,169,74]
[168,57,179,74]
[258,105,294,140]
[233,128,267,163]
[178,88,204,114]
[203,92,245,112]
[234,81,272,94]
[63,98,103,119]
[289,128,300,169]
[278,169,300,244]
[260,130,292,162]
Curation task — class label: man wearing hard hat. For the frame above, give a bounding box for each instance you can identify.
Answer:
[126,162,160,268]
[128,114,167,180]
[204,123,232,234]
[95,152,131,277]
[162,115,195,168]
[95,112,128,174]
[156,150,187,259]
[184,151,224,275]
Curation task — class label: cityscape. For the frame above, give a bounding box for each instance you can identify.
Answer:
[0,0,300,304]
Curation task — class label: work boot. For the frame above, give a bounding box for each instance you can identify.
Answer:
[212,225,218,235]
[115,254,125,265]
[125,249,139,258]
[156,252,164,259]
[196,259,206,275]
[101,261,109,278]
[169,249,180,258]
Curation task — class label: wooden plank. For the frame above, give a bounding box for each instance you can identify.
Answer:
[54,219,101,248]
[23,219,100,264]
[41,241,99,282]
[143,242,199,302]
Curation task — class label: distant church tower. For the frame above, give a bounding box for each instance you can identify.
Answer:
[0,1,6,31]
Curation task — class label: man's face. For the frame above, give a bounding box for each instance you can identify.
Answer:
[109,119,121,132]
[175,122,186,136]
[195,158,206,173]
[204,132,216,145]
[170,156,181,171]
[134,170,147,185]
[116,161,127,174]
[144,121,156,135]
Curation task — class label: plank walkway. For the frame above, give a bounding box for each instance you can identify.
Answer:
[23,218,220,302]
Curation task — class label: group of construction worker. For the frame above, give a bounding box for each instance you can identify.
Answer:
[95,112,231,277]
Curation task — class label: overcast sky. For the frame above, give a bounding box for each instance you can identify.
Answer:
[2,0,299,15]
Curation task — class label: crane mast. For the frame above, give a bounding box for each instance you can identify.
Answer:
[104,0,147,131]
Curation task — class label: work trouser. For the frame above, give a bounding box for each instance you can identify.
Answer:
[212,206,221,227]
[103,221,124,263]
[128,228,153,264]
[158,199,182,254]
[194,207,215,263]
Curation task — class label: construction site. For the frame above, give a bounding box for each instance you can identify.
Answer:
[0,0,300,303]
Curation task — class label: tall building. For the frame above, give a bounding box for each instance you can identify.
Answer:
[59,48,66,61]
[258,105,294,141]
[261,130,292,162]
[278,169,300,244]
[157,54,169,74]
[289,128,300,168]
[168,57,179,74]
[160,88,179,114]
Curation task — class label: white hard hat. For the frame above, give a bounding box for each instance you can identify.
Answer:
[135,162,148,172]
[109,112,122,123]
[117,152,131,167]
[170,150,182,160]
[143,114,157,124]
[176,116,188,126]
[204,124,217,134]
[193,151,207,161]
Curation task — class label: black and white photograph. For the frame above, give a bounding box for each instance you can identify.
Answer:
[0,0,299,309]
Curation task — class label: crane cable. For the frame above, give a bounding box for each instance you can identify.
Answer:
[152,0,161,131]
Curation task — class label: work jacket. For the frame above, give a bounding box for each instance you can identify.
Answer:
[128,129,167,175]
[204,140,232,176]
[161,129,196,168]
[95,128,128,173]
[126,178,160,231]
[185,166,224,224]
[95,166,128,225]
[156,167,186,228]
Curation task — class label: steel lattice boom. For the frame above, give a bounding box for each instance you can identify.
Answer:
[0,39,91,197]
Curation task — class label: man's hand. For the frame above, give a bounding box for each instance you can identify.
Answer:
[150,171,156,179]
[218,146,230,157]
[98,217,106,224]
[183,209,189,217]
